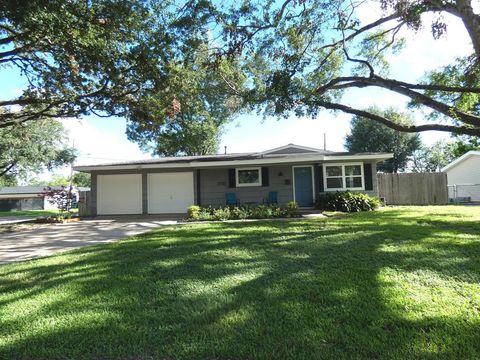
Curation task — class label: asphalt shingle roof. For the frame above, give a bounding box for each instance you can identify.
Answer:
[0,186,65,195]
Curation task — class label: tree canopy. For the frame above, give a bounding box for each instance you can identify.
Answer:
[0,0,152,127]
[0,119,76,180]
[411,141,456,172]
[125,49,242,156]
[2,0,480,144]
[157,0,480,137]
[345,108,422,172]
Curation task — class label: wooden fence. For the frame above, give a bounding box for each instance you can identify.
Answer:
[377,173,448,205]
[78,190,91,217]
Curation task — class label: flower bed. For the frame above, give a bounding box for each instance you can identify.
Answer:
[187,202,299,221]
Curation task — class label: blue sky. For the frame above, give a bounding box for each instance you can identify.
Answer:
[0,3,474,180]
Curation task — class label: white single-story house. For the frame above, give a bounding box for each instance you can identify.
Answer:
[441,150,480,202]
[0,186,88,211]
[74,144,393,216]
[0,186,63,211]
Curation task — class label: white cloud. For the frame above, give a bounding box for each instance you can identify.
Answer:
[31,117,152,182]
[61,117,152,166]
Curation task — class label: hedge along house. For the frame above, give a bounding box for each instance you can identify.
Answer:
[74,144,393,216]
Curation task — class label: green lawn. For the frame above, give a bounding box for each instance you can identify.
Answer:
[0,210,59,217]
[0,206,479,359]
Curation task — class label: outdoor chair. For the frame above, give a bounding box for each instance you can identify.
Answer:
[226,192,240,206]
[263,191,278,205]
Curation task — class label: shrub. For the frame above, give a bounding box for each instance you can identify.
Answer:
[230,206,249,220]
[285,201,299,217]
[198,207,214,221]
[186,202,300,221]
[250,205,272,219]
[187,205,201,220]
[315,191,380,213]
[212,207,231,221]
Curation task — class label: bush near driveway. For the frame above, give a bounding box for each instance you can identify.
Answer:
[0,206,479,359]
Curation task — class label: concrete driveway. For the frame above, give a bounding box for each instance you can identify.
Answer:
[0,219,178,265]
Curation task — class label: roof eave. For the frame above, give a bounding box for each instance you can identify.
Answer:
[441,150,480,172]
[74,153,394,172]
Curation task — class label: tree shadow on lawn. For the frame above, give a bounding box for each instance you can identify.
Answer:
[0,212,479,359]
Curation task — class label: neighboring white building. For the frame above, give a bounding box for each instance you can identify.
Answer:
[0,186,85,211]
[441,151,480,202]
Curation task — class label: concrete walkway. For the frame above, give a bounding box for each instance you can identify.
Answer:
[0,219,177,265]
[0,216,38,225]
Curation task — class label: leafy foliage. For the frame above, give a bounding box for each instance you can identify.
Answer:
[126,50,243,156]
[0,119,76,179]
[411,136,480,172]
[0,174,17,187]
[167,0,480,137]
[316,191,381,212]
[42,186,76,213]
[0,0,154,126]
[72,172,91,187]
[449,135,480,158]
[187,203,299,221]
[411,141,456,172]
[29,172,91,187]
[345,107,421,172]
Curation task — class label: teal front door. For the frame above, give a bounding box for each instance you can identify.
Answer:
[293,166,314,207]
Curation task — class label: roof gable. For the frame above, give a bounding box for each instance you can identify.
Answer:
[258,144,327,155]
[441,150,480,172]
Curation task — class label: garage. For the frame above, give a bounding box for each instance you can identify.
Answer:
[148,172,194,214]
[97,174,142,215]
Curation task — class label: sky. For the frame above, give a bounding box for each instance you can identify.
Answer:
[0,2,475,181]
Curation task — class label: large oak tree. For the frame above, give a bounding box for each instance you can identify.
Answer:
[196,0,480,137]
[0,118,76,180]
[3,0,480,144]
[345,108,422,173]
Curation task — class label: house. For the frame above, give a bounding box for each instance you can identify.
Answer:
[0,186,68,211]
[0,185,89,211]
[73,144,393,216]
[441,150,480,202]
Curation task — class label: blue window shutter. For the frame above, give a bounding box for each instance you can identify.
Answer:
[261,167,269,187]
[316,165,324,193]
[364,163,373,191]
[228,169,236,188]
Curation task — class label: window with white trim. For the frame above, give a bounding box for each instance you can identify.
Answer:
[236,167,262,187]
[324,163,364,190]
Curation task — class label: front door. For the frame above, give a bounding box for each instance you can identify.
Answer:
[293,166,314,207]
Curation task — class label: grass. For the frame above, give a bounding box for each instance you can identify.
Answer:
[0,210,59,217]
[0,206,479,359]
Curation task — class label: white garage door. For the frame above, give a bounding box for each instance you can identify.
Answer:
[97,174,142,215]
[148,172,194,214]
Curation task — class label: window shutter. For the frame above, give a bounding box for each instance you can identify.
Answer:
[261,167,269,187]
[228,168,236,188]
[316,165,324,193]
[364,163,373,191]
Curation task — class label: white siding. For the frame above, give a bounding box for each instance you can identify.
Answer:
[445,155,480,201]
[148,172,194,214]
[97,174,142,215]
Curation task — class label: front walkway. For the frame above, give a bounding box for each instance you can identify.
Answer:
[0,219,177,265]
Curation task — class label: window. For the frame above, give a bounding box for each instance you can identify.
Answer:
[324,163,364,190]
[236,167,262,187]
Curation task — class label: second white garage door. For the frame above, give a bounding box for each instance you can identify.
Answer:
[148,172,194,214]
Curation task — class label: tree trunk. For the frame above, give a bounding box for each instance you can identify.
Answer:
[454,0,480,60]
